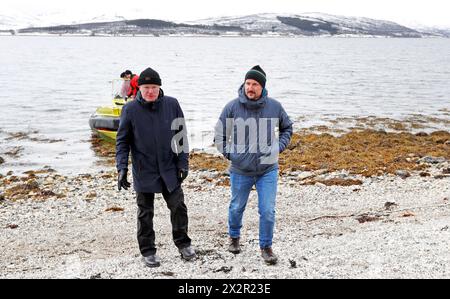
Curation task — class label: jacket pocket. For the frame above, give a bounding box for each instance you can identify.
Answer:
[230,152,255,172]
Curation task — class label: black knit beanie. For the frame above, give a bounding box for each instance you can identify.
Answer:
[138,67,162,86]
[245,65,266,88]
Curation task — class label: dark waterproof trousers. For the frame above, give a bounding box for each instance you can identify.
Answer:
[136,185,191,257]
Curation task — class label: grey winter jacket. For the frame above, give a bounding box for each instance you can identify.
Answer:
[215,85,293,176]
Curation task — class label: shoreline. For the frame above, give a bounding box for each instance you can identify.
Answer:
[1,114,449,176]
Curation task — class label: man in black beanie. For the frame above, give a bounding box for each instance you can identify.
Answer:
[215,65,293,265]
[116,67,196,267]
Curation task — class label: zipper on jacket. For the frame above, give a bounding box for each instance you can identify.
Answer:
[254,110,260,173]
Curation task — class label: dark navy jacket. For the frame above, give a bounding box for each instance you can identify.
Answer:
[116,90,189,193]
[215,85,293,176]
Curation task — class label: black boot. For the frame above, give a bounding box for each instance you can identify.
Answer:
[228,237,241,254]
[261,247,278,265]
[143,254,161,267]
[179,245,197,261]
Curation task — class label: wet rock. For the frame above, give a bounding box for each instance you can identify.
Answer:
[288,171,301,177]
[419,172,431,177]
[6,224,18,229]
[5,132,29,141]
[395,170,410,179]
[86,191,97,199]
[297,172,314,180]
[0,156,4,164]
[0,193,5,201]
[8,176,20,183]
[401,211,415,217]
[216,178,230,187]
[415,132,429,137]
[105,206,124,212]
[4,146,24,157]
[384,202,398,210]
[100,173,113,179]
[314,169,330,176]
[356,214,381,223]
[418,156,446,164]
[39,190,56,197]
[442,168,450,174]
[7,171,13,176]
[29,137,64,143]
[25,180,39,190]
[25,168,56,175]
[213,266,233,273]
[289,259,297,268]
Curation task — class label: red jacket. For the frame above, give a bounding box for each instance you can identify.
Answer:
[129,75,139,97]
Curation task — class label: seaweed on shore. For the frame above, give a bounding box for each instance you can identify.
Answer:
[280,129,449,177]
[190,129,450,178]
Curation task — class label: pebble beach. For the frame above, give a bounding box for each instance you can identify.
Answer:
[1,137,449,278]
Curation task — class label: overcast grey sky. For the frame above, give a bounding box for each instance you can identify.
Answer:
[6,0,450,27]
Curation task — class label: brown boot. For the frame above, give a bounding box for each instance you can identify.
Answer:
[228,237,241,254]
[261,247,278,265]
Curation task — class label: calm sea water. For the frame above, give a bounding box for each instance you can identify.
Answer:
[0,36,449,174]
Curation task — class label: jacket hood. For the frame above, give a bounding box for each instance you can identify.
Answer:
[238,84,268,110]
[136,88,164,110]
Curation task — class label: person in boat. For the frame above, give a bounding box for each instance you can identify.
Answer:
[121,70,140,99]
[116,67,196,268]
[119,71,131,99]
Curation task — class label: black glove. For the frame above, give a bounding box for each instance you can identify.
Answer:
[118,169,131,191]
[178,168,188,182]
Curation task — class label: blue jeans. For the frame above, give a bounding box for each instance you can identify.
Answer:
[228,168,278,249]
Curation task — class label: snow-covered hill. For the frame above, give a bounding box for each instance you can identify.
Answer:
[194,13,433,37]
[2,12,449,37]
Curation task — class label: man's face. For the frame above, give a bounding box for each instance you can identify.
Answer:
[244,79,263,101]
[140,84,160,102]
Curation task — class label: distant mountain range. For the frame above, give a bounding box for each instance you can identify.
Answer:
[1,13,449,37]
